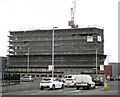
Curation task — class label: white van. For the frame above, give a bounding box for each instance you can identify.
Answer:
[75,74,95,90]
[64,75,78,79]
[62,75,78,87]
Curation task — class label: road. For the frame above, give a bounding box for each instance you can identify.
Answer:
[2,81,119,96]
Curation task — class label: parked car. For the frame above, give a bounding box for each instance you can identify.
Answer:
[75,74,95,90]
[62,75,78,87]
[40,77,64,90]
[115,76,120,81]
[20,75,33,82]
[110,77,114,81]
[64,78,76,87]
[61,75,78,80]
[93,78,104,86]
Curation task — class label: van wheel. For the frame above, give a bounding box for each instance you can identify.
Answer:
[93,85,96,89]
[87,84,91,90]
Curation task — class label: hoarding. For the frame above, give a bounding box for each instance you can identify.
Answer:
[100,65,104,71]
[48,65,54,71]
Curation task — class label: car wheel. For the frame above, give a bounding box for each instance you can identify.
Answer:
[61,84,64,89]
[40,87,44,90]
[93,85,96,89]
[76,86,79,90]
[83,87,86,90]
[74,84,76,88]
[52,85,55,90]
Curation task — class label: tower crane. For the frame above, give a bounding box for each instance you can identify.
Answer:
[68,0,78,28]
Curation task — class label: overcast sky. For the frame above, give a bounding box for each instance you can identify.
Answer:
[0,0,119,65]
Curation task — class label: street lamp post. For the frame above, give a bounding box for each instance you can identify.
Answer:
[96,49,98,75]
[52,27,57,78]
[24,41,30,75]
[27,47,30,74]
[107,54,111,65]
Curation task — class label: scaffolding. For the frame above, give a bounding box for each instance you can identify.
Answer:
[7,27,106,77]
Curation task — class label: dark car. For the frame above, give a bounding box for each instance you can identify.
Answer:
[115,76,120,81]
[93,78,104,86]
[110,77,114,81]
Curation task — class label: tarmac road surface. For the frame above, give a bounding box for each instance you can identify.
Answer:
[2,81,119,96]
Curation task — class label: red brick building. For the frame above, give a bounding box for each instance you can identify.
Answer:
[104,65,112,77]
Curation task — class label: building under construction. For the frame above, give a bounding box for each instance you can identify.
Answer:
[7,27,106,77]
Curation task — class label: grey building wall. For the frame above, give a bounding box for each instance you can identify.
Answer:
[0,58,2,72]
[0,57,2,80]
[0,57,7,72]
[109,62,120,77]
[0,57,7,79]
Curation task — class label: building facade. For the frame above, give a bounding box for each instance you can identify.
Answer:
[104,65,112,77]
[0,57,7,79]
[109,62,120,77]
[7,27,106,77]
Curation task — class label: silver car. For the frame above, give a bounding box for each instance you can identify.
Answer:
[20,76,33,82]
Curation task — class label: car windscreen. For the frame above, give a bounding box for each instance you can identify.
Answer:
[68,76,72,78]
[64,76,72,78]
[41,79,51,83]
[23,76,30,78]
[65,79,73,81]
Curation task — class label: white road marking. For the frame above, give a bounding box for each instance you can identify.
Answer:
[108,90,118,93]
[30,91,45,95]
[30,89,63,95]
[64,90,81,94]
[3,90,42,95]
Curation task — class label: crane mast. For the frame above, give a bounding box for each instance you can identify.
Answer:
[68,0,78,28]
